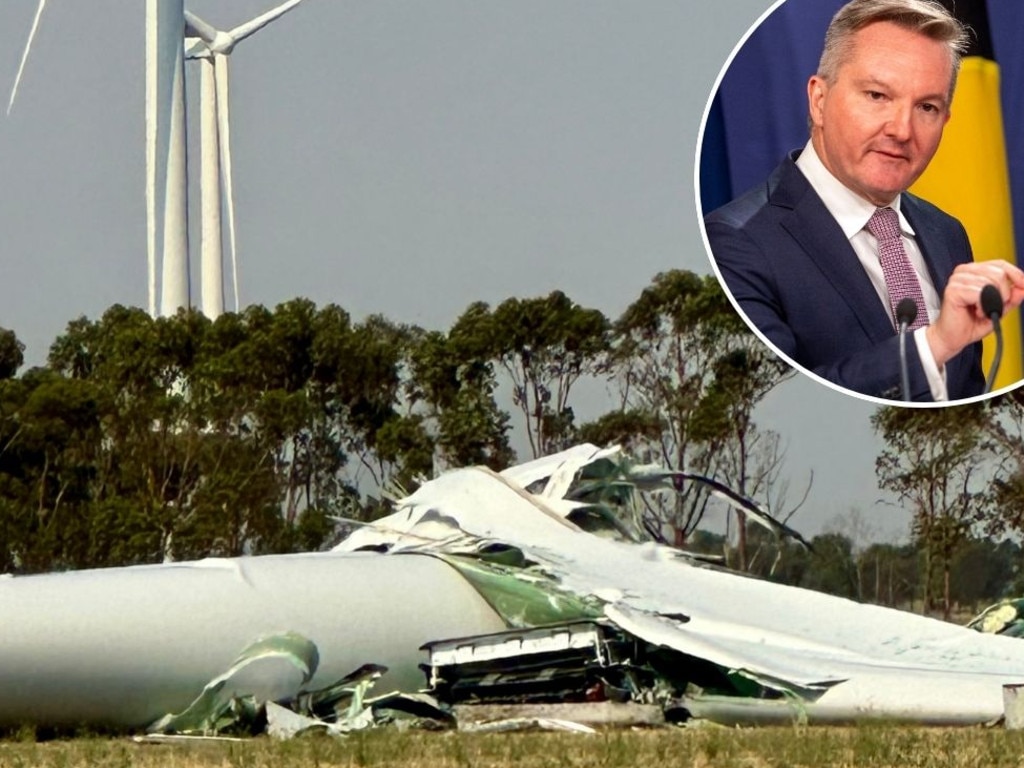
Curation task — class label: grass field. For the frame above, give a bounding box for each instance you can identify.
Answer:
[2,726,1024,768]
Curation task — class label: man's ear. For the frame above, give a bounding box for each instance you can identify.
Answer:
[807,75,827,128]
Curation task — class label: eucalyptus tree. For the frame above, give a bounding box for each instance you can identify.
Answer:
[689,341,797,569]
[406,327,512,472]
[799,532,859,599]
[949,537,1019,614]
[606,270,793,560]
[984,391,1024,541]
[0,329,27,538]
[233,298,325,532]
[0,367,101,571]
[41,305,296,562]
[321,312,430,495]
[46,305,215,563]
[858,542,920,608]
[194,300,389,546]
[0,328,24,380]
[873,404,994,619]
[449,292,610,459]
[184,306,304,556]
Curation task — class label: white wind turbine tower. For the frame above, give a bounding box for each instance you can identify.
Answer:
[150,0,190,318]
[183,0,307,319]
[9,0,191,319]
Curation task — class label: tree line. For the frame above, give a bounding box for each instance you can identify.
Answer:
[871,394,1024,619]
[2,269,1023,624]
[687,391,1024,621]
[689,526,1024,619]
[0,271,795,572]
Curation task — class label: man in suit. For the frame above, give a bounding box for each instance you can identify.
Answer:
[704,0,1024,402]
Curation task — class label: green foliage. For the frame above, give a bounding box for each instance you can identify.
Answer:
[449,290,611,458]
[0,274,811,577]
[0,328,24,380]
[577,409,663,453]
[800,533,859,599]
[604,270,793,554]
[872,405,994,618]
[985,394,1024,540]
[0,302,438,571]
[858,542,920,607]
[406,327,513,471]
[950,537,1020,611]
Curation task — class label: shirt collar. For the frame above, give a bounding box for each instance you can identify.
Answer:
[795,140,916,240]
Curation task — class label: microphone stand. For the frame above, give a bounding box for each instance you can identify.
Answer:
[895,298,918,402]
[981,284,1005,394]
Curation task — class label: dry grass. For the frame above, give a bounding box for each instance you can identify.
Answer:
[0,726,1023,768]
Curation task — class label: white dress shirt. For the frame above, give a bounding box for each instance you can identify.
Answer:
[795,141,948,400]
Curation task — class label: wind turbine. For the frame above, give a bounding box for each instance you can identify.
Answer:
[183,0,307,319]
[6,1,47,117]
[9,1,191,319]
[150,0,190,319]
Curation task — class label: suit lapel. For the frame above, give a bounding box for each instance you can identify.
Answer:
[768,158,896,342]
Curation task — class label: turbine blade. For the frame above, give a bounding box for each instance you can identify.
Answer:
[7,0,48,115]
[184,37,211,60]
[199,58,223,318]
[228,0,306,44]
[215,54,240,311]
[183,10,219,46]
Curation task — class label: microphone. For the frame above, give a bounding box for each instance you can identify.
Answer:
[981,284,1004,394]
[895,297,918,402]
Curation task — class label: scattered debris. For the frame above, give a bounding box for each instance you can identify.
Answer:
[337,445,1024,726]
[1003,684,1024,730]
[422,621,649,706]
[458,717,597,734]
[1,444,1023,734]
[149,631,320,735]
[132,733,248,745]
[453,703,663,730]
[968,599,1024,637]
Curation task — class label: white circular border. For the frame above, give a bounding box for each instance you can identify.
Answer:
[692,0,1024,409]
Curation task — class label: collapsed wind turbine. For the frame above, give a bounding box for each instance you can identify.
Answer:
[184,0,306,319]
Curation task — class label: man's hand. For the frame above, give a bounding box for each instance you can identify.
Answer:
[926,259,1024,367]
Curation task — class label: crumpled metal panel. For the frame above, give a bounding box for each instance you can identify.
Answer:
[336,445,1024,724]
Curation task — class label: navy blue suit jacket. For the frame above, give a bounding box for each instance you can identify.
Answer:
[704,152,984,402]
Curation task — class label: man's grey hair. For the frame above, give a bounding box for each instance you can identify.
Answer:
[817,0,970,102]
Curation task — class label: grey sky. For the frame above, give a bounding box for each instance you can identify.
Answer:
[0,0,896,540]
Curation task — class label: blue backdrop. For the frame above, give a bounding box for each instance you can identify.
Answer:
[700,0,1024,264]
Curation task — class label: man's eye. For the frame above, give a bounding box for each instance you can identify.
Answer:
[866,91,886,100]
[920,103,940,113]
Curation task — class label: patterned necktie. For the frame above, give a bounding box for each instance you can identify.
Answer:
[866,206,929,331]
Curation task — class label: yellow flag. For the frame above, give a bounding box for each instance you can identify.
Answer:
[911,3,1021,390]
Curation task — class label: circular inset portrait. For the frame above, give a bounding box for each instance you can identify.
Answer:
[697,0,1024,405]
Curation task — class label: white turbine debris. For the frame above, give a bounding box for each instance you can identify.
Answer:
[330,450,1024,726]
[1,444,1024,734]
[184,0,307,318]
[0,554,503,728]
